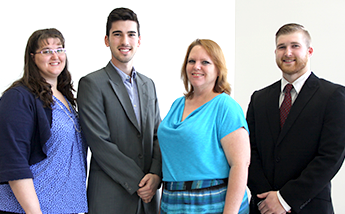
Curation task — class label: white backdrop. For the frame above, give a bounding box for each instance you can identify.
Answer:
[235,1,345,213]
[1,0,345,213]
[0,0,235,118]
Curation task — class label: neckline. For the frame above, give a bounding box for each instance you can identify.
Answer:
[181,93,223,122]
[53,96,71,113]
[53,96,80,133]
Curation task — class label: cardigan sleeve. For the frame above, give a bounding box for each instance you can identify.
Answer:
[0,87,48,183]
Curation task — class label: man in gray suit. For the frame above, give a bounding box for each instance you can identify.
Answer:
[77,8,162,214]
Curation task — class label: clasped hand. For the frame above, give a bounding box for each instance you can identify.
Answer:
[257,191,290,214]
[137,173,161,203]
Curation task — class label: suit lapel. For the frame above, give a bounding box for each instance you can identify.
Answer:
[105,63,141,132]
[277,73,319,144]
[266,81,282,144]
[136,74,148,132]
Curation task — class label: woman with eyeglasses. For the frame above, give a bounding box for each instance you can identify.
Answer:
[0,28,88,214]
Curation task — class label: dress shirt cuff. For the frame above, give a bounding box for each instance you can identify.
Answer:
[277,191,291,212]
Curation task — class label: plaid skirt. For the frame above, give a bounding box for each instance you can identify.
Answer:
[161,179,249,214]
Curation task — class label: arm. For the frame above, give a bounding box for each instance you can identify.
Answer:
[9,179,42,214]
[0,88,36,182]
[77,76,145,194]
[246,92,273,204]
[137,79,162,202]
[0,88,42,213]
[221,127,250,214]
[147,79,162,177]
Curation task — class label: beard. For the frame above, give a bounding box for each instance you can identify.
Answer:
[276,53,309,76]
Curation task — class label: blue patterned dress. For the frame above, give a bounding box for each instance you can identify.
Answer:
[0,97,88,214]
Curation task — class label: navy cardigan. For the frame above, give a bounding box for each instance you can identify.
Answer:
[0,85,52,184]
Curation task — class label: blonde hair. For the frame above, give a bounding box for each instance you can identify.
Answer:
[181,39,231,98]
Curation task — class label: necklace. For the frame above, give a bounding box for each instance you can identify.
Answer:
[53,97,81,133]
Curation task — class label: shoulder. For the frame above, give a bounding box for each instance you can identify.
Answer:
[308,73,345,96]
[2,85,52,120]
[79,67,108,83]
[253,80,280,96]
[171,96,185,106]
[2,85,35,104]
[215,93,242,109]
[318,78,345,91]
[248,80,280,106]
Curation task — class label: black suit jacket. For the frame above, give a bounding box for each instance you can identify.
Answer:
[247,73,345,214]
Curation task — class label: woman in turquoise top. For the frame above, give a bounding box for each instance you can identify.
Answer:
[158,39,250,214]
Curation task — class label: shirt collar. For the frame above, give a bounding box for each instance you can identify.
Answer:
[281,70,311,94]
[110,61,137,83]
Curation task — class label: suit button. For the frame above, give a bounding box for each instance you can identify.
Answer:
[124,182,132,191]
[276,157,280,163]
[138,154,143,159]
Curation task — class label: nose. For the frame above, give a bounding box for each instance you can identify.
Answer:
[284,47,293,57]
[193,62,201,70]
[51,51,59,58]
[121,35,129,45]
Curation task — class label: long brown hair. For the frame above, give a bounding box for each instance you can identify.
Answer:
[4,28,75,108]
[181,39,231,99]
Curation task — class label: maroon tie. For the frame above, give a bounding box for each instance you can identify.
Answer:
[280,84,293,128]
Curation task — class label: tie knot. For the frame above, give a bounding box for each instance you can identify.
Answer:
[284,84,293,93]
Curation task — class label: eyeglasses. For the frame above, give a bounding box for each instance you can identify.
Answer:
[35,48,66,55]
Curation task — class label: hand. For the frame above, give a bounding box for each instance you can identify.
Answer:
[137,173,161,203]
[257,191,289,214]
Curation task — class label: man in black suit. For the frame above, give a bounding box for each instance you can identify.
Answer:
[247,23,345,214]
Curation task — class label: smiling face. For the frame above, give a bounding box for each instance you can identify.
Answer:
[275,31,313,82]
[186,45,219,93]
[33,37,66,85]
[105,20,141,72]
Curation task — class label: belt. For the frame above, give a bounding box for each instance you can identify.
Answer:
[163,178,228,191]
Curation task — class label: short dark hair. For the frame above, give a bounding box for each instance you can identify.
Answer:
[106,7,140,37]
[276,23,311,47]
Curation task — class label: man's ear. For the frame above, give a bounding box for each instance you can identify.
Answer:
[308,46,314,57]
[137,35,142,47]
[105,35,110,47]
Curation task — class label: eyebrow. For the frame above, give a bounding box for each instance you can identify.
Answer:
[111,30,137,34]
[39,45,63,51]
[277,41,300,46]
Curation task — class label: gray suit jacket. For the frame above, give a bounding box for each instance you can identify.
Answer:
[77,62,162,214]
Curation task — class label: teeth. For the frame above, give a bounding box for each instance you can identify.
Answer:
[192,73,203,76]
[120,49,130,53]
[51,62,59,65]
